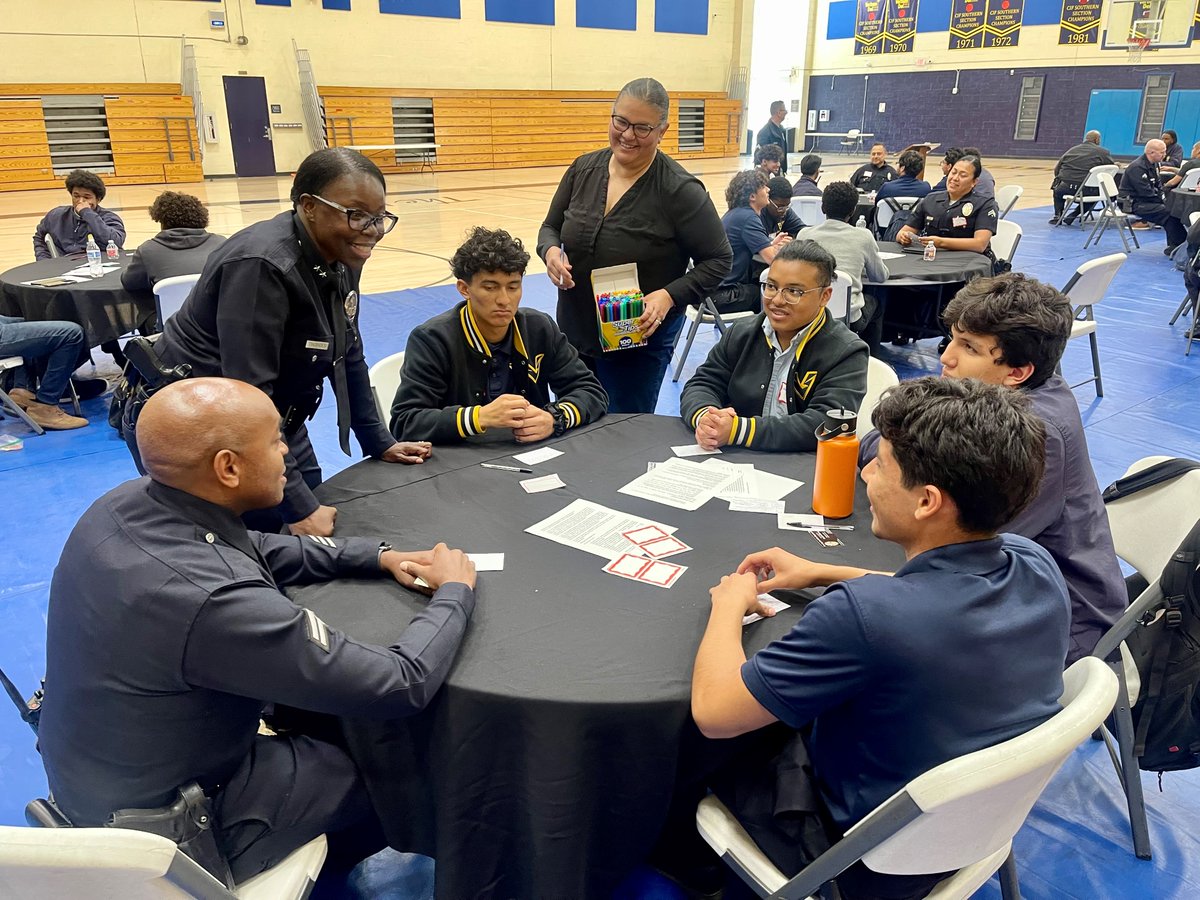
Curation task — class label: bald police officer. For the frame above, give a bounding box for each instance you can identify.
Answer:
[39,378,477,890]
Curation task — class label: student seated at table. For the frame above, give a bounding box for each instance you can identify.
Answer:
[794,181,889,352]
[876,149,931,205]
[38,377,478,894]
[686,376,1068,900]
[33,169,126,260]
[711,171,792,313]
[681,240,867,453]
[121,192,227,293]
[390,227,607,444]
[760,176,805,238]
[791,154,823,197]
[930,146,964,191]
[897,155,999,270]
[862,274,1125,663]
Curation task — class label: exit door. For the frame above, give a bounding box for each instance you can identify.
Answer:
[223,76,276,177]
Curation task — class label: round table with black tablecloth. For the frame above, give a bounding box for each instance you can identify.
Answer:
[867,241,995,343]
[1167,188,1200,226]
[0,254,154,348]
[288,414,906,900]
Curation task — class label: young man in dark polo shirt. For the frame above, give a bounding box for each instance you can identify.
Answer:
[687,376,1069,899]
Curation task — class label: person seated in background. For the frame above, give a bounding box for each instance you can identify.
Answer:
[861,273,1125,664]
[796,182,889,353]
[875,149,931,205]
[33,169,126,260]
[791,153,823,197]
[390,227,607,444]
[710,171,792,313]
[753,144,784,178]
[1050,130,1115,225]
[0,316,97,430]
[121,192,227,293]
[849,143,897,194]
[960,147,995,198]
[681,240,867,452]
[1161,129,1184,172]
[38,377,477,893]
[760,176,805,238]
[1122,139,1188,253]
[1165,140,1200,190]
[897,155,999,267]
[930,146,964,191]
[686,376,1068,900]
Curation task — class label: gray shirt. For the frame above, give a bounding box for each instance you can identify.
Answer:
[797,220,890,323]
[761,315,813,418]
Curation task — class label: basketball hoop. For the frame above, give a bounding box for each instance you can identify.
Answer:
[1127,36,1151,61]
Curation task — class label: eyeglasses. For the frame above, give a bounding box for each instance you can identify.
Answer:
[769,199,791,211]
[309,195,399,235]
[611,115,659,139]
[761,282,827,305]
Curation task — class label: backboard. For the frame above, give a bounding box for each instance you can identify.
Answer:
[1102,0,1194,50]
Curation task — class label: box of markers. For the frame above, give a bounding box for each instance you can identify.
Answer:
[590,263,647,352]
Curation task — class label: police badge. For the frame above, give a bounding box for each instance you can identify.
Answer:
[962,202,973,216]
[344,290,359,319]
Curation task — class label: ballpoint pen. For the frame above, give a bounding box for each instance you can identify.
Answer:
[481,463,534,474]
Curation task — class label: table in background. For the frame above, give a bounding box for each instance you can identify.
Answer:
[802,131,875,153]
[1167,187,1200,225]
[0,254,153,348]
[868,242,994,343]
[290,414,904,900]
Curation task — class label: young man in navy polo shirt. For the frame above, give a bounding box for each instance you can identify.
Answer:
[689,377,1070,899]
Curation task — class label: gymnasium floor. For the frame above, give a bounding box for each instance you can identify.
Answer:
[2,155,1200,898]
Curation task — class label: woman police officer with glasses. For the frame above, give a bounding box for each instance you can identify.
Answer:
[120,148,431,537]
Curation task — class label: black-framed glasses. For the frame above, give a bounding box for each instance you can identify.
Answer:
[761,282,826,305]
[611,115,659,139]
[310,195,399,235]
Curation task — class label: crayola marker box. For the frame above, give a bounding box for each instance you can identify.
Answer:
[590,263,647,352]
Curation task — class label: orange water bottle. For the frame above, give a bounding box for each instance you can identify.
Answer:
[812,409,859,520]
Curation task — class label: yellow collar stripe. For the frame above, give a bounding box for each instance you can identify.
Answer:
[460,303,528,361]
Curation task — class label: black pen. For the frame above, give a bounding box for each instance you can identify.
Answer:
[481,463,534,474]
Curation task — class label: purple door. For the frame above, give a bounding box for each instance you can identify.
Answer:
[223,76,276,177]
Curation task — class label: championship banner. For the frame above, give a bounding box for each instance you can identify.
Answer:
[950,0,986,49]
[1059,0,1102,45]
[983,0,1024,48]
[882,0,919,52]
[854,0,886,55]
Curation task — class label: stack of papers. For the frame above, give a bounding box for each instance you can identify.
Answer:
[618,457,739,511]
[526,499,679,559]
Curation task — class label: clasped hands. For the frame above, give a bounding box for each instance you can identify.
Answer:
[694,406,736,452]
[480,394,554,443]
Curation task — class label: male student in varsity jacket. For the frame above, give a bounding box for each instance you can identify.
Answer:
[390,227,607,443]
[681,239,867,452]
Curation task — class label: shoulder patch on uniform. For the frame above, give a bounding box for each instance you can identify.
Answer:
[307,535,337,549]
[987,209,997,218]
[303,608,331,652]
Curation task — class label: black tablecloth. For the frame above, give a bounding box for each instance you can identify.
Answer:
[872,242,994,285]
[289,414,905,900]
[1167,188,1200,224]
[868,243,993,344]
[0,255,154,347]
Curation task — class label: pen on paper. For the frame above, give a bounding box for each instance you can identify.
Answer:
[481,463,534,474]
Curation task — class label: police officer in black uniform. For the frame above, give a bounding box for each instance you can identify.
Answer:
[1120,138,1188,253]
[897,154,1000,267]
[39,378,477,890]
[126,148,432,538]
[849,143,898,194]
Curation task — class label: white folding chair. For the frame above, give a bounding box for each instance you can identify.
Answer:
[790,196,825,227]
[44,234,61,259]
[873,196,920,234]
[1084,172,1140,253]
[697,657,1117,900]
[0,356,45,435]
[1092,456,1200,861]
[994,184,1023,218]
[1168,231,1200,352]
[1177,168,1200,191]
[368,350,406,422]
[839,128,862,155]
[1059,164,1119,227]
[828,269,852,324]
[153,274,202,330]
[0,823,326,899]
[1060,252,1126,396]
[856,357,898,439]
[990,219,1022,267]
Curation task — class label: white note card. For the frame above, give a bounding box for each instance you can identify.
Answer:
[743,595,791,625]
[778,512,825,531]
[729,498,786,515]
[671,443,722,457]
[468,553,505,571]
[513,446,564,465]
[520,473,566,493]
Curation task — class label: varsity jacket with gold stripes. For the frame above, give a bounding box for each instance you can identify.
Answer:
[389,300,608,443]
[679,309,867,452]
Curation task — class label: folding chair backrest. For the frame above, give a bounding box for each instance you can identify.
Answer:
[45,234,61,259]
[152,275,201,329]
[1189,211,1200,229]
[990,219,1021,264]
[873,196,919,231]
[1106,455,1200,581]
[790,196,824,226]
[1060,252,1126,309]
[0,824,231,898]
[860,658,1117,875]
[1097,172,1121,207]
[1178,168,1200,191]
[827,269,852,322]
[368,350,406,422]
[857,358,898,439]
[995,184,1023,217]
[1083,164,1119,191]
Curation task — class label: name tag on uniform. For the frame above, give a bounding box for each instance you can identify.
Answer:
[305,340,330,350]
[777,380,788,404]
[953,216,968,228]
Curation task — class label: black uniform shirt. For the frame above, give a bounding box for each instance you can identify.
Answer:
[38,477,475,826]
[1120,155,1166,206]
[909,189,1000,260]
[850,163,898,194]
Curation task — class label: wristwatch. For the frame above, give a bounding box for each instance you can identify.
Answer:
[548,404,569,437]
[377,541,393,568]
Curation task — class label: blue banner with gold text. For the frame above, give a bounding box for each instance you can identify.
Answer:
[854,0,886,54]
[983,0,1023,48]
[882,0,919,52]
[949,0,986,49]
[1059,0,1101,45]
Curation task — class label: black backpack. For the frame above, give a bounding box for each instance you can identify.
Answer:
[1103,458,1200,771]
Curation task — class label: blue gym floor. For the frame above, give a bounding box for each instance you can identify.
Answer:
[3,204,1199,898]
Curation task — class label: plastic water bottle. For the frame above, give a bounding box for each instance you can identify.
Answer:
[86,234,102,277]
[812,409,859,519]
[855,215,868,229]
[105,239,118,260]
[923,240,937,261]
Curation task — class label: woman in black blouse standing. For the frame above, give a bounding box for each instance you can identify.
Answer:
[537,77,731,413]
